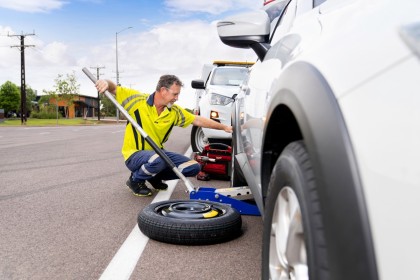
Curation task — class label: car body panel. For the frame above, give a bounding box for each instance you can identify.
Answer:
[198,84,238,139]
[290,2,420,278]
[338,56,420,279]
[193,64,253,140]
[218,0,420,278]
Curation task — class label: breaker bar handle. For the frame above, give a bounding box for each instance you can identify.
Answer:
[82,67,196,192]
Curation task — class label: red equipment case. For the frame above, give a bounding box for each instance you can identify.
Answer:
[194,143,232,181]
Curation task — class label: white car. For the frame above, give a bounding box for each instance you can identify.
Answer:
[190,61,253,152]
[217,0,420,279]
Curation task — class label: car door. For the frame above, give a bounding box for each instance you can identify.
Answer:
[239,0,313,190]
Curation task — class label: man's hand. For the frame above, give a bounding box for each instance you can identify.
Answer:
[224,125,233,134]
[95,79,117,95]
[95,80,108,93]
[193,115,232,133]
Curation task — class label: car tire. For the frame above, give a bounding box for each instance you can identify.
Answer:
[191,125,208,153]
[138,199,242,245]
[262,141,329,280]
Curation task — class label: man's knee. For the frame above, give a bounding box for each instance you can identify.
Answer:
[144,155,166,173]
[179,160,200,176]
[189,162,201,176]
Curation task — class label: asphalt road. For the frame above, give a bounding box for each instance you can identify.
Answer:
[0,124,262,280]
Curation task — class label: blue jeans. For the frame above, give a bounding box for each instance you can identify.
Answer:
[125,150,200,182]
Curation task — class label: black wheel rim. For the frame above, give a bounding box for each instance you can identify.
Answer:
[194,127,207,153]
[155,201,226,219]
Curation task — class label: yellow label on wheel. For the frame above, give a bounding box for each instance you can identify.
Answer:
[203,210,219,218]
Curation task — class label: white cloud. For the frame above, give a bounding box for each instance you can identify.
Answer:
[0,0,67,13]
[1,18,257,109]
[41,42,72,64]
[77,20,256,108]
[0,25,77,94]
[0,27,17,67]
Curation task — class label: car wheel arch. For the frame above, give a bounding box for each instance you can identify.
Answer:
[261,61,379,280]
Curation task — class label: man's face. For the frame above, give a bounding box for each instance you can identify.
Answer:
[162,84,180,107]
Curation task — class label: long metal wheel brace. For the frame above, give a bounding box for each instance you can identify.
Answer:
[83,67,260,216]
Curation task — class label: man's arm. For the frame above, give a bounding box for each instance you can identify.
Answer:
[96,79,117,95]
[192,115,233,133]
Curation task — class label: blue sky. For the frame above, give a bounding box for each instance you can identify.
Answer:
[0,0,259,108]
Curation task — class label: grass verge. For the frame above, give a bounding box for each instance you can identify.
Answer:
[0,118,116,126]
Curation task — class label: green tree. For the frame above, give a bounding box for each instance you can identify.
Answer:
[100,94,117,117]
[38,93,53,107]
[35,72,80,119]
[18,86,37,116]
[56,71,80,118]
[39,89,58,114]
[26,87,37,111]
[0,81,20,116]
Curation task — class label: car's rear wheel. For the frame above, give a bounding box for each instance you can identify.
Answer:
[191,125,208,153]
[138,200,242,245]
[262,141,329,280]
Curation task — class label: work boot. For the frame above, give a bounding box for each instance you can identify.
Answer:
[147,177,168,191]
[126,178,152,197]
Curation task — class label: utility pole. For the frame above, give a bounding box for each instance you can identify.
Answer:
[90,65,105,121]
[9,32,35,125]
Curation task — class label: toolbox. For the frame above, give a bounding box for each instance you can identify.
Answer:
[194,143,232,181]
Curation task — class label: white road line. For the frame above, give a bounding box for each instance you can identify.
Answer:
[99,147,192,280]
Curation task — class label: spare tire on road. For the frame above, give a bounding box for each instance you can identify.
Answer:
[138,199,242,245]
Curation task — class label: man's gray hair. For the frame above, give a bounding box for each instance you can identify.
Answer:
[156,75,184,91]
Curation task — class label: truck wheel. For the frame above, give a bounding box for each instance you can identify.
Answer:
[191,126,208,153]
[138,200,242,245]
[262,141,329,280]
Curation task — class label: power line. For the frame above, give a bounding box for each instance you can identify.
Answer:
[8,32,35,125]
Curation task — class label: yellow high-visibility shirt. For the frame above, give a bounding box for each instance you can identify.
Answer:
[116,87,195,160]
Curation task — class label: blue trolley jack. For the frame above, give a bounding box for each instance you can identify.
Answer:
[190,186,260,216]
[83,67,260,217]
